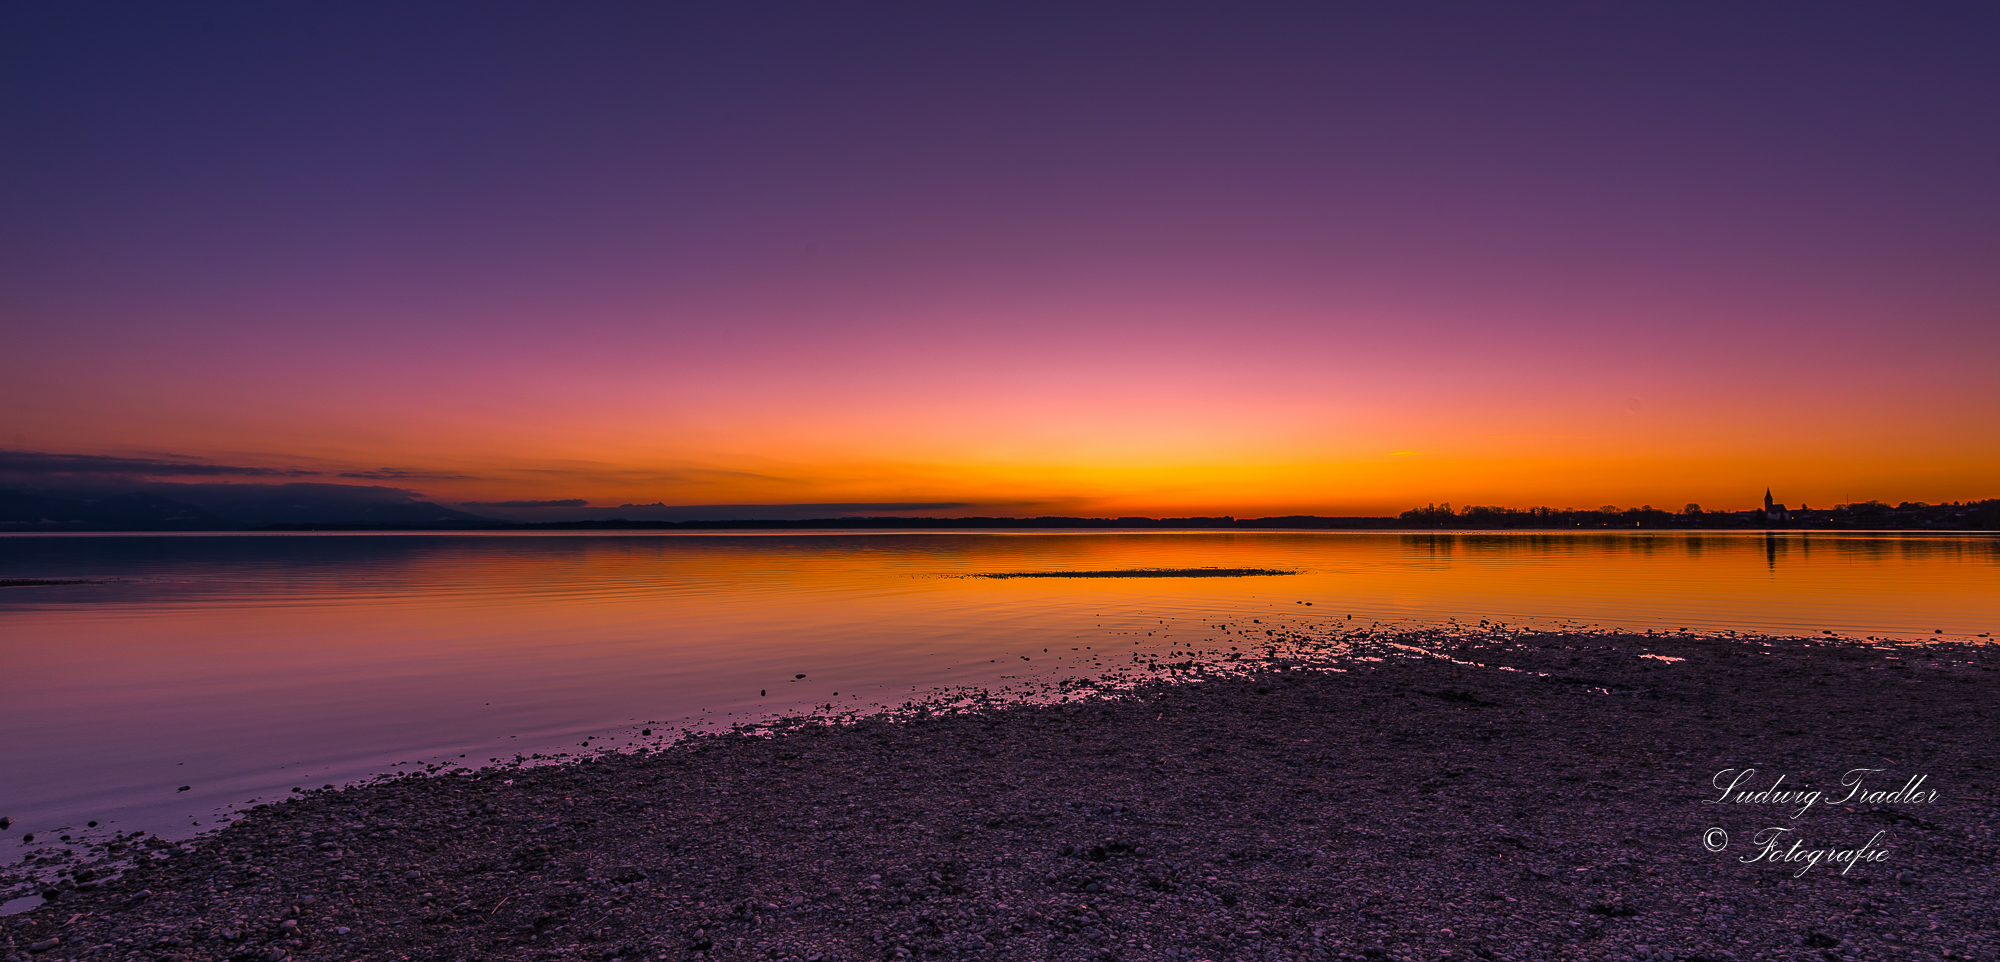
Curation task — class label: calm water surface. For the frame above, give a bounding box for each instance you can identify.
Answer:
[2,530,1995,852]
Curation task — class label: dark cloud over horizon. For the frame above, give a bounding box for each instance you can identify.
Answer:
[338,468,478,480]
[460,498,590,508]
[0,449,476,486]
[0,449,318,478]
[460,501,980,523]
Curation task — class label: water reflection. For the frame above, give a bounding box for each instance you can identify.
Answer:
[0,530,1993,849]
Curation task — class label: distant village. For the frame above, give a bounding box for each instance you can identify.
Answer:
[1392,490,2000,530]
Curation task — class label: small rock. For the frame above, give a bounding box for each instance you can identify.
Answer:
[28,937,59,953]
[177,785,191,791]
[280,919,299,931]
[0,816,9,829]
[1897,870,1915,885]
[335,926,351,935]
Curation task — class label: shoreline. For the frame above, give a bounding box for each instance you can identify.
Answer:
[4,631,1995,962]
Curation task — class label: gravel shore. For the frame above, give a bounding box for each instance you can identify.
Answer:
[4,631,1995,962]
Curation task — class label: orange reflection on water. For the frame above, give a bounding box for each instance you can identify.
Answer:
[1,530,1993,848]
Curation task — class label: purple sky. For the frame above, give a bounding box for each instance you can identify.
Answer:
[4,4,1996,514]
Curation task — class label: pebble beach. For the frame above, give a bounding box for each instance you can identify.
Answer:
[4,631,1994,962]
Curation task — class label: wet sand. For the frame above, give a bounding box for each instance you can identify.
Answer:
[4,631,1995,962]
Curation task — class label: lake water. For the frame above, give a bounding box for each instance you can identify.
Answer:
[2,529,1995,856]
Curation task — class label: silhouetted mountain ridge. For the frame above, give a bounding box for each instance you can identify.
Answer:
[0,484,495,530]
[0,490,236,530]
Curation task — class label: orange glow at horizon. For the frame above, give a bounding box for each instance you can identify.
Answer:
[10,305,1996,517]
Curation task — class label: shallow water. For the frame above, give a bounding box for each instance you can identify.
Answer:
[2,529,1994,852]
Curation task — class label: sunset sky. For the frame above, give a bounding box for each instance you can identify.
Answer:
[4,4,1996,518]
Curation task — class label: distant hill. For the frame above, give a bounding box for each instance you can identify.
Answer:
[0,490,237,530]
[154,483,495,526]
[0,483,496,530]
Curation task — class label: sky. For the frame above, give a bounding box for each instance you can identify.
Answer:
[3,3,1997,518]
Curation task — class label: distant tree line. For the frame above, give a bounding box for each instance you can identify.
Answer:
[267,499,2000,531]
[1396,500,2000,530]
